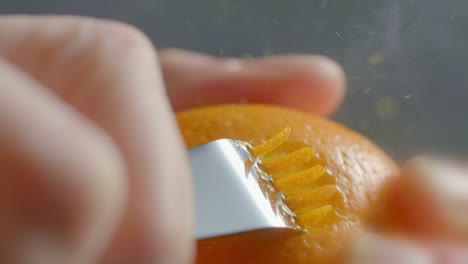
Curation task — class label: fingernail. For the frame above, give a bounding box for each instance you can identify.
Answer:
[347,234,433,264]
[405,157,468,237]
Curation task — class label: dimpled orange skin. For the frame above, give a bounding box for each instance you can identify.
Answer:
[176,104,399,263]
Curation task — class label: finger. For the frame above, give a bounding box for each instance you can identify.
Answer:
[383,156,468,242]
[159,48,346,116]
[344,234,468,264]
[0,59,126,263]
[0,15,193,263]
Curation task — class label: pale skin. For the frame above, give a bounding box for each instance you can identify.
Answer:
[0,15,465,263]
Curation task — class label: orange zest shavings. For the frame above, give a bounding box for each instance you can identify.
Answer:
[274,165,325,189]
[260,147,315,173]
[250,127,342,232]
[286,185,337,210]
[296,205,334,229]
[250,127,291,156]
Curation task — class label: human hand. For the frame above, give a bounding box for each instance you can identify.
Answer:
[344,157,468,263]
[2,14,465,264]
[0,15,345,263]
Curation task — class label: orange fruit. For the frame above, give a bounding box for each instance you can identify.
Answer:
[176,104,399,263]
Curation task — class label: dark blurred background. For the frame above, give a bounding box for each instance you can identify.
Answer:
[2,0,467,161]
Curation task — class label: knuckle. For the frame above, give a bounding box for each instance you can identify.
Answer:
[75,128,127,203]
[65,126,128,254]
[0,15,153,47]
[91,19,155,53]
[53,120,127,218]
[44,15,155,55]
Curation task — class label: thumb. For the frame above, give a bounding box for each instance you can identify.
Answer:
[382,156,468,242]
